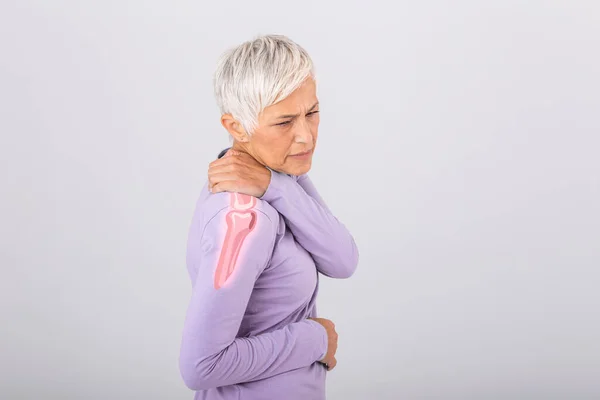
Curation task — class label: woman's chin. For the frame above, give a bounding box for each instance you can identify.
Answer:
[280,162,312,176]
[292,164,312,176]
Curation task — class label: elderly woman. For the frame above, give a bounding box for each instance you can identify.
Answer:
[178,34,359,400]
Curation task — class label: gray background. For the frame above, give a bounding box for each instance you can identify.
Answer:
[1,0,599,399]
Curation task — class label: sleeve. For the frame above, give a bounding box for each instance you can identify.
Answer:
[259,171,359,279]
[295,173,331,211]
[178,203,328,391]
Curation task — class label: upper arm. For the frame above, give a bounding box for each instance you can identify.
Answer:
[181,195,278,358]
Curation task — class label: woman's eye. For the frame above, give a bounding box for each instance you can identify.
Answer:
[276,111,318,126]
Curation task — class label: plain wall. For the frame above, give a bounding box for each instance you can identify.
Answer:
[1,0,599,399]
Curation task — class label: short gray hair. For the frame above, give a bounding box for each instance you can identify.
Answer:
[213,34,315,137]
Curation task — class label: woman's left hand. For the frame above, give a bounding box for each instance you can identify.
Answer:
[208,150,271,198]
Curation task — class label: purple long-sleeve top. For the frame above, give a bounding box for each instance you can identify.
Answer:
[179,149,359,399]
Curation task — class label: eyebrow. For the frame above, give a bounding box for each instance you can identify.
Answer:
[275,102,319,120]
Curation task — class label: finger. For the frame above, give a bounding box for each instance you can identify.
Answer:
[209,154,239,169]
[208,161,245,179]
[208,172,240,190]
[208,158,232,170]
[210,181,237,194]
[208,163,238,177]
[211,181,236,194]
[210,153,258,174]
[327,358,337,371]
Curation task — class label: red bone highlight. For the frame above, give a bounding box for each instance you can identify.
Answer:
[213,193,257,289]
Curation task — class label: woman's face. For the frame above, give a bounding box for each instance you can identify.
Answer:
[231,77,320,176]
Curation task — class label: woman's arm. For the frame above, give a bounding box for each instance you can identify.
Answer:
[260,171,359,279]
[179,204,328,391]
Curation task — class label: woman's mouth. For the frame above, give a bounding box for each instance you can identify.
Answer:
[290,149,313,159]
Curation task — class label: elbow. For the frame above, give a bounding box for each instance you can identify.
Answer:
[339,258,358,279]
[344,241,359,278]
[179,354,220,391]
[179,364,213,391]
[334,245,359,279]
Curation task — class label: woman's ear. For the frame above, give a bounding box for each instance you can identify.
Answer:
[221,114,249,142]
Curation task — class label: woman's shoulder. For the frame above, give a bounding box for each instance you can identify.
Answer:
[193,187,281,233]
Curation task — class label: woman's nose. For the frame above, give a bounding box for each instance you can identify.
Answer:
[294,122,313,143]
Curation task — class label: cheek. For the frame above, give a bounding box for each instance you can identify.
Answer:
[262,139,291,166]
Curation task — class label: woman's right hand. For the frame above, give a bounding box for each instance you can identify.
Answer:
[308,317,338,371]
